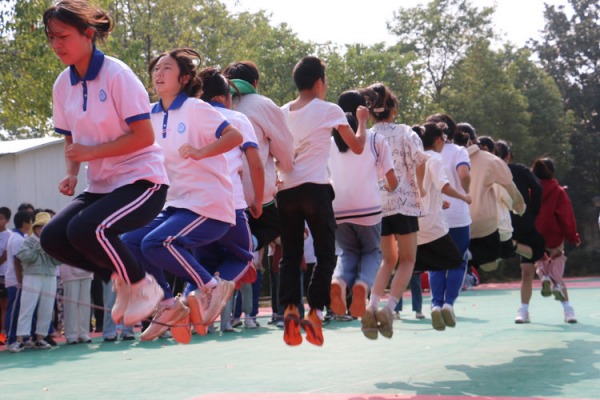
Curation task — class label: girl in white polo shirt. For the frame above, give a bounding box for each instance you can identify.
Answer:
[329,90,397,319]
[121,49,243,342]
[181,67,264,331]
[40,0,169,327]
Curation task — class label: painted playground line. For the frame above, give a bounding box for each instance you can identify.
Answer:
[1,278,600,400]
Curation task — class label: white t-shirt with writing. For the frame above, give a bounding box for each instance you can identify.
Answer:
[5,230,25,287]
[0,229,11,276]
[280,98,348,191]
[372,123,427,217]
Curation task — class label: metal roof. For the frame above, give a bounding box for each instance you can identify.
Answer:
[0,137,64,156]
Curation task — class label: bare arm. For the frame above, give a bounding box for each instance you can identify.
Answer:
[416,162,427,197]
[457,164,471,193]
[64,119,156,162]
[14,257,23,285]
[59,136,82,196]
[179,124,243,161]
[336,106,368,155]
[442,183,472,204]
[245,146,265,218]
[384,169,399,192]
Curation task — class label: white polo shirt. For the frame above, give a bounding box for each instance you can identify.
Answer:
[208,102,258,210]
[441,143,472,228]
[280,98,348,191]
[53,47,169,194]
[418,150,450,245]
[151,93,235,225]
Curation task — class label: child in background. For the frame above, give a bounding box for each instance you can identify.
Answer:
[13,213,61,352]
[329,89,397,319]
[0,206,11,344]
[278,56,367,346]
[4,211,33,352]
[532,158,581,323]
[60,264,93,344]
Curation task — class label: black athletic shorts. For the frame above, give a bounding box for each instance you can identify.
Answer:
[381,214,419,236]
[469,230,500,266]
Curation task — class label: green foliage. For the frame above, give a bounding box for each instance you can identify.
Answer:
[388,0,494,100]
[534,0,600,221]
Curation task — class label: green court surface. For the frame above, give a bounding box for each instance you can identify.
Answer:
[2,279,600,400]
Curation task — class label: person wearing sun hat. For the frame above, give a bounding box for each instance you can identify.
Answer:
[11,212,61,352]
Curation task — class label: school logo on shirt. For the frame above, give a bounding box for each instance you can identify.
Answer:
[99,89,107,102]
[177,123,186,134]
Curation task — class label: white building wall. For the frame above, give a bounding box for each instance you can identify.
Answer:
[0,140,87,228]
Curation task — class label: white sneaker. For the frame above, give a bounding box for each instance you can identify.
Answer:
[34,339,52,350]
[111,273,131,324]
[141,296,189,341]
[431,306,446,331]
[441,304,456,327]
[540,275,552,297]
[515,306,530,324]
[8,342,24,353]
[190,276,235,326]
[231,318,242,328]
[415,311,425,319]
[244,317,258,329]
[123,274,164,326]
[552,284,566,301]
[564,306,577,323]
[23,340,35,349]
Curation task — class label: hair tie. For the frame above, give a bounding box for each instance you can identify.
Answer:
[373,107,385,113]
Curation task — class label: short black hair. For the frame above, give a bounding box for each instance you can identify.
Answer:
[292,56,326,91]
[14,210,33,229]
[17,202,34,212]
[0,207,11,220]
[477,136,495,153]
[223,61,260,86]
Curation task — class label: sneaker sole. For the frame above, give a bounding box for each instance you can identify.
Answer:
[349,284,367,318]
[142,306,191,342]
[375,309,393,339]
[565,318,578,324]
[431,309,446,331]
[515,317,530,324]
[284,313,302,346]
[441,307,456,328]
[300,319,323,346]
[329,282,346,316]
[361,310,378,340]
[553,290,566,302]
[171,315,192,344]
[541,280,552,297]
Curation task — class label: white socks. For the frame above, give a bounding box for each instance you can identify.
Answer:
[385,295,400,311]
[562,301,571,310]
[368,294,381,311]
[521,303,529,311]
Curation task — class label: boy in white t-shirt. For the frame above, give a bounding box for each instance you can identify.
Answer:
[278,56,368,346]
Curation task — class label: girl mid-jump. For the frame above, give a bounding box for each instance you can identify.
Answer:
[40,0,169,327]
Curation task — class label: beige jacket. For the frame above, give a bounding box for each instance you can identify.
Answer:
[467,145,525,238]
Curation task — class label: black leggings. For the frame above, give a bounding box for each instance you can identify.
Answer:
[41,181,167,284]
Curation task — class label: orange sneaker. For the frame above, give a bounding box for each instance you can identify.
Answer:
[300,309,324,346]
[283,304,302,346]
[329,278,347,316]
[186,291,207,336]
[349,281,368,318]
[171,314,192,344]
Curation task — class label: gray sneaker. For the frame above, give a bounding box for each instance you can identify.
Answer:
[552,284,566,301]
[541,276,552,297]
[34,339,52,350]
